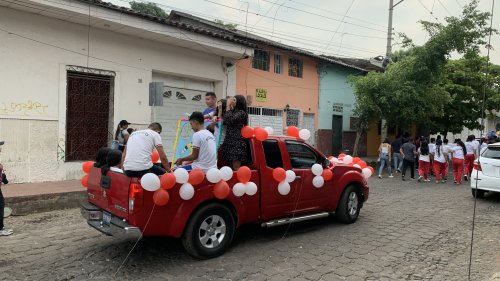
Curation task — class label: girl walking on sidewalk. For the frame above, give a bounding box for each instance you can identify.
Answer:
[417,141,431,182]
[451,140,466,185]
[378,138,393,178]
[464,135,478,181]
[431,139,449,184]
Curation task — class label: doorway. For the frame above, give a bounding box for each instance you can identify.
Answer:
[65,71,113,161]
[332,115,343,155]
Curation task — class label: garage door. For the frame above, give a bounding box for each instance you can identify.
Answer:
[248,107,284,135]
[303,113,316,146]
[152,74,214,159]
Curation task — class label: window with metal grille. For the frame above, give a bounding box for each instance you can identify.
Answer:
[163,90,172,98]
[192,94,201,101]
[286,109,300,127]
[288,57,303,78]
[252,50,270,71]
[274,54,282,74]
[176,92,186,100]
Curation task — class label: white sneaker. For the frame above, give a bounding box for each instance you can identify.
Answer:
[378,175,382,178]
[388,175,394,178]
[0,228,13,236]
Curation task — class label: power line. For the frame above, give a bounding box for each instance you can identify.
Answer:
[204,0,388,38]
[416,0,441,21]
[261,0,386,33]
[437,0,453,16]
[288,0,387,29]
[323,0,357,52]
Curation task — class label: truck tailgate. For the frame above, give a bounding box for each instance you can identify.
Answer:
[86,167,131,220]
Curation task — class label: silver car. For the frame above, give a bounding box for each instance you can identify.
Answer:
[471,142,500,198]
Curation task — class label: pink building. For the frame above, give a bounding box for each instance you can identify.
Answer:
[236,48,319,145]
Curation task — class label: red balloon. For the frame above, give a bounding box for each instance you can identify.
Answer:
[213,181,230,199]
[328,156,334,160]
[188,169,205,185]
[237,166,251,183]
[82,161,93,174]
[353,157,361,164]
[368,166,375,174]
[254,127,269,141]
[273,168,286,182]
[241,126,254,139]
[160,173,176,190]
[338,153,346,158]
[322,169,333,181]
[151,151,160,163]
[81,174,88,188]
[359,161,367,169]
[153,189,170,206]
[287,126,299,138]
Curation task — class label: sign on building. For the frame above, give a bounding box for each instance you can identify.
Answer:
[256,88,267,102]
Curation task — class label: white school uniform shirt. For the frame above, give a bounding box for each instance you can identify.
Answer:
[123,129,163,171]
[451,146,465,159]
[418,148,430,162]
[429,143,436,153]
[191,129,217,172]
[465,141,476,155]
[430,145,447,163]
[110,167,124,173]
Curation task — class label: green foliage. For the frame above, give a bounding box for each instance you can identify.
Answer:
[214,19,238,31]
[129,1,168,19]
[350,0,496,135]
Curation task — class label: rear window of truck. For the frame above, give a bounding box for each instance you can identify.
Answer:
[263,140,283,168]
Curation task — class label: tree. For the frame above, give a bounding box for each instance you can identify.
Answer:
[349,0,495,155]
[129,1,168,19]
[214,19,238,31]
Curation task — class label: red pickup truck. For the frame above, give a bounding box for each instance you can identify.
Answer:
[81,136,369,259]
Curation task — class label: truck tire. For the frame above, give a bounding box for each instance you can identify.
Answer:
[182,203,235,259]
[335,185,361,224]
[471,188,486,198]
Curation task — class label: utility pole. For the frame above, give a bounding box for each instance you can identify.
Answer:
[381,0,403,142]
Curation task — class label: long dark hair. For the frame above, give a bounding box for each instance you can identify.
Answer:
[234,95,248,125]
[436,139,443,157]
[101,149,122,175]
[466,135,475,142]
[94,147,111,168]
[214,99,227,119]
[420,141,429,155]
[457,140,467,156]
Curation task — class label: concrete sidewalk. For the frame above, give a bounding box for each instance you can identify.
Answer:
[2,180,85,215]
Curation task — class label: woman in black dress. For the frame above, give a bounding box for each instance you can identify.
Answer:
[222,95,248,170]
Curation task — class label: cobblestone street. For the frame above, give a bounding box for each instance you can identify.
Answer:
[1,176,500,281]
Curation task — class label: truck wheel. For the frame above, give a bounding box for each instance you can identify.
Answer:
[182,203,235,259]
[471,189,486,198]
[335,185,361,224]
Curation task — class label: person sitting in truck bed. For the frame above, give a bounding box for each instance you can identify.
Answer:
[94,147,111,168]
[175,112,217,172]
[122,122,171,177]
[101,149,123,175]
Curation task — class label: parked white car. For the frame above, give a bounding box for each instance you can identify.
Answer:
[471,143,500,198]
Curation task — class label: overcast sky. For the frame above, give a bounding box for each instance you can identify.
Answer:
[107,0,499,64]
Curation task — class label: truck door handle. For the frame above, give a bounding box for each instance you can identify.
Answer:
[295,176,302,179]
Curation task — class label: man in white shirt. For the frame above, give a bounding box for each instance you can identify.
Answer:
[123,122,170,177]
[175,112,217,172]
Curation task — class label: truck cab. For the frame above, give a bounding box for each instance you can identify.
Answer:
[81,136,369,259]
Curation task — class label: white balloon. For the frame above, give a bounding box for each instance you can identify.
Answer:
[245,182,258,196]
[232,183,246,197]
[299,129,311,141]
[311,164,323,176]
[343,155,353,165]
[362,168,372,179]
[179,183,195,200]
[206,168,222,184]
[140,173,161,191]
[285,170,296,183]
[330,157,339,163]
[174,168,189,184]
[278,181,291,195]
[353,164,361,169]
[219,166,234,182]
[313,175,324,188]
[264,126,274,135]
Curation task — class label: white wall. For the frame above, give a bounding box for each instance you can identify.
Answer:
[0,6,238,183]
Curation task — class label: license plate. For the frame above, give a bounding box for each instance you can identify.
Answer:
[103,211,112,225]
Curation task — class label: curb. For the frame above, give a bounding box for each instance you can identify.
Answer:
[5,191,86,216]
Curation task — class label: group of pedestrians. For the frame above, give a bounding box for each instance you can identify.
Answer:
[378,133,497,185]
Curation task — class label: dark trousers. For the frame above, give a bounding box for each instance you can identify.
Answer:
[402,159,415,179]
[125,165,166,178]
[0,187,4,229]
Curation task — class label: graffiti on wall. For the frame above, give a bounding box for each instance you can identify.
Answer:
[0,100,49,116]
